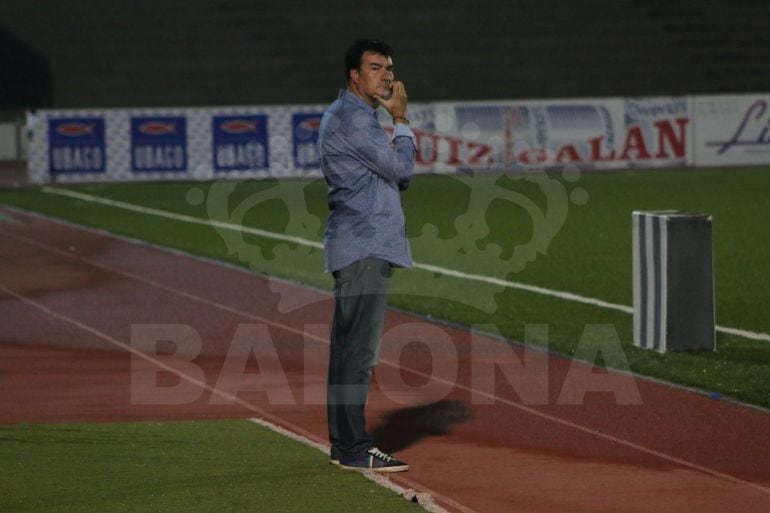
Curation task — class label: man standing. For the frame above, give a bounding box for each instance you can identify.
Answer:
[319,39,416,472]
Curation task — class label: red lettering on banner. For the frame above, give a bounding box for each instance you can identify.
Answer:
[620,126,651,160]
[589,135,617,161]
[555,144,582,163]
[654,118,688,158]
[518,147,548,165]
[467,141,495,165]
[415,131,439,164]
[390,128,492,167]
[399,122,686,167]
[445,136,463,165]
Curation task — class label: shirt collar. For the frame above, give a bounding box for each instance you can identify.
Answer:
[339,89,378,115]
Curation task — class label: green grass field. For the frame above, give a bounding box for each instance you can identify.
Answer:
[1,167,769,409]
[0,420,423,513]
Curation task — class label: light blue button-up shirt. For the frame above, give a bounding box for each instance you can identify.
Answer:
[319,89,417,272]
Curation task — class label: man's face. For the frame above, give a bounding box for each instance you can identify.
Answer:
[349,51,394,105]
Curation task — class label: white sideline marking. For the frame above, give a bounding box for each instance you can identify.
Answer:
[2,230,770,498]
[413,261,634,314]
[40,186,324,250]
[248,418,456,513]
[0,279,468,513]
[39,185,770,343]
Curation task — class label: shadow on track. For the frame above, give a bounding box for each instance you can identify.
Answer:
[373,399,473,453]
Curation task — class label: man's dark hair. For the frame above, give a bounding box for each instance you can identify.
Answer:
[344,39,393,83]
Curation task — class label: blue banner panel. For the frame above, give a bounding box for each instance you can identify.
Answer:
[292,113,323,169]
[48,117,106,174]
[212,115,269,171]
[131,116,187,173]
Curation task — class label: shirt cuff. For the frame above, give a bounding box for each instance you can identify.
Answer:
[392,123,417,149]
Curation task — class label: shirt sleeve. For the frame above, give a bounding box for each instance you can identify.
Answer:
[393,123,417,148]
[346,113,416,184]
[393,124,416,190]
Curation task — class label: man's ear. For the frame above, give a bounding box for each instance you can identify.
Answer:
[350,69,359,85]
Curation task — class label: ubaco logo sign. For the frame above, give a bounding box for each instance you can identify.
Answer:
[212,115,270,172]
[48,117,106,174]
[131,116,187,173]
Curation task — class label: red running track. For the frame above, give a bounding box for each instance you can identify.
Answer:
[1,207,769,513]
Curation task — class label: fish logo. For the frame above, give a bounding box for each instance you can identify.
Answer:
[220,120,259,134]
[294,116,322,142]
[139,121,177,136]
[299,118,321,131]
[55,123,96,137]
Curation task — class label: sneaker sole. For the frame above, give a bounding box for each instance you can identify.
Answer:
[339,463,410,473]
[330,459,340,465]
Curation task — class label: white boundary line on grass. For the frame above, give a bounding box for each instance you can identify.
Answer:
[0,280,464,513]
[2,229,770,498]
[248,418,455,513]
[40,186,770,343]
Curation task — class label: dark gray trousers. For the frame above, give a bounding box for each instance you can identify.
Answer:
[327,257,392,458]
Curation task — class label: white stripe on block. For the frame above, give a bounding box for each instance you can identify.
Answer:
[645,213,656,350]
[632,213,642,347]
[659,216,669,353]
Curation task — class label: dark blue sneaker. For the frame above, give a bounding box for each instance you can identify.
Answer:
[339,447,409,472]
[330,447,341,465]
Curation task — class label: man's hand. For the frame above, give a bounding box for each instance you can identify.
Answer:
[374,81,408,119]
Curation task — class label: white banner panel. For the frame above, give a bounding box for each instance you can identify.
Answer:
[622,97,691,168]
[379,97,690,173]
[694,94,770,167]
[419,99,628,173]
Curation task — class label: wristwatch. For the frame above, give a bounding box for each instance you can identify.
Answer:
[392,116,410,125]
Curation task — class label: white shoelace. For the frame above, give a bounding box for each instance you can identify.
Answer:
[367,447,395,462]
